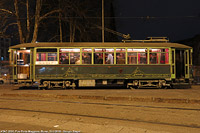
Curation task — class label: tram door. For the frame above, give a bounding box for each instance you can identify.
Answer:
[171,49,176,78]
[16,50,31,80]
[184,50,189,78]
[175,50,189,79]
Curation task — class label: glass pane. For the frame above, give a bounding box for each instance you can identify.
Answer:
[172,66,175,74]
[172,51,175,64]
[82,48,92,52]
[94,48,114,52]
[14,51,17,64]
[48,53,57,61]
[82,53,91,64]
[24,53,30,65]
[94,48,103,52]
[17,50,30,65]
[128,53,137,64]
[160,53,169,64]
[128,48,146,52]
[60,48,80,52]
[70,53,80,64]
[150,49,168,52]
[116,53,125,64]
[60,53,69,64]
[94,53,103,64]
[105,49,114,52]
[185,51,188,64]
[116,48,125,52]
[150,49,161,52]
[105,53,114,64]
[37,53,46,61]
[138,53,147,64]
[10,50,13,62]
[186,66,188,74]
[150,53,158,64]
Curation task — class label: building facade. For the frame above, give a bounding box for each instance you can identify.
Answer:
[0,37,11,61]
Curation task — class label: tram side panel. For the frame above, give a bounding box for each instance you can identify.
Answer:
[35,65,171,88]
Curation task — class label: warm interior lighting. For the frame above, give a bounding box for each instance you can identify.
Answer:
[60,49,80,52]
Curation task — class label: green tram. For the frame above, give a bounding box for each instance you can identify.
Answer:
[9,39,193,89]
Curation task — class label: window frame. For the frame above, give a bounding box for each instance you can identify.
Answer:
[35,48,58,65]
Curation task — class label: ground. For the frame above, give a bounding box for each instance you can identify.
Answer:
[0,84,200,133]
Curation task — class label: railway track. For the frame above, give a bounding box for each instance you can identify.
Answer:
[0,106,200,129]
[0,97,200,111]
[0,97,200,129]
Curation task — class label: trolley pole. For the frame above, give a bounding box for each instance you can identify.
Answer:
[102,0,104,43]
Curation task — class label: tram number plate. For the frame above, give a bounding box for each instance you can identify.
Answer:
[79,80,95,87]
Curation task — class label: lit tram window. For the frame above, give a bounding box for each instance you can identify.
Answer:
[94,48,114,64]
[127,48,147,64]
[36,49,58,65]
[60,48,80,52]
[59,48,80,65]
[17,50,31,65]
[149,48,169,64]
[116,48,125,64]
[82,48,92,64]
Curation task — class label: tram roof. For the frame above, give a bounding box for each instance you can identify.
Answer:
[9,42,192,49]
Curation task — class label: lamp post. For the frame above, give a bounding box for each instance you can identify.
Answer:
[102,0,104,43]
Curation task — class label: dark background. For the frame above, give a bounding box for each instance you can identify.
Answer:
[114,0,200,41]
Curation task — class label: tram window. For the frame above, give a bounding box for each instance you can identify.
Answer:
[82,53,91,64]
[37,53,46,61]
[149,48,169,64]
[17,50,30,65]
[160,53,169,64]
[116,48,125,52]
[185,51,188,64]
[70,53,80,64]
[82,48,92,64]
[60,53,69,64]
[105,53,114,64]
[116,53,125,64]
[59,48,80,64]
[9,50,13,65]
[37,49,57,52]
[60,48,80,53]
[48,53,57,61]
[172,51,175,64]
[116,48,125,64]
[94,53,103,64]
[128,53,137,64]
[82,48,92,52]
[105,49,114,64]
[150,53,158,64]
[37,53,57,61]
[14,51,17,64]
[128,48,147,64]
[94,48,114,64]
[138,53,147,64]
[189,50,192,65]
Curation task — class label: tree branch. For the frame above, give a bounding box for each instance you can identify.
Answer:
[0,9,13,15]
[39,9,61,21]
[3,22,17,33]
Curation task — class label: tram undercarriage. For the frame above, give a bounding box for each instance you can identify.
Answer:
[35,78,173,89]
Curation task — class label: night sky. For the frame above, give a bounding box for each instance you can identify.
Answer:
[113,0,200,41]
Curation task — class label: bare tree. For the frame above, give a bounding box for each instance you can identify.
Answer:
[31,0,61,42]
[0,0,60,43]
[0,0,117,43]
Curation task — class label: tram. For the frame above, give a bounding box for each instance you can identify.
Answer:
[9,37,193,89]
